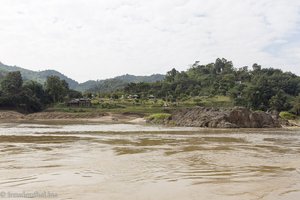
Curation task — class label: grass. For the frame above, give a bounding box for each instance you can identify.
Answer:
[47,95,234,116]
[147,113,172,120]
[182,95,233,107]
[279,111,297,120]
[48,103,171,116]
[146,113,172,124]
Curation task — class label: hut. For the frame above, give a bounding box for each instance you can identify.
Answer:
[67,98,92,107]
[148,95,155,100]
[132,94,139,99]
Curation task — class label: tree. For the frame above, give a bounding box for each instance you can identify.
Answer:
[119,58,299,113]
[23,81,45,100]
[165,68,179,82]
[17,92,43,113]
[0,73,46,112]
[214,58,225,74]
[45,76,69,103]
[21,81,47,111]
[111,93,119,100]
[68,89,83,99]
[1,71,23,95]
[269,91,291,112]
[292,95,300,115]
[252,63,261,71]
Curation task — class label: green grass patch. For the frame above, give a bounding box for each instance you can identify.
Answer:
[47,96,234,116]
[147,113,172,124]
[147,113,171,120]
[47,102,171,116]
[279,111,297,120]
[183,95,233,107]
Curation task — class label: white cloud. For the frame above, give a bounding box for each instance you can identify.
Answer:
[0,0,300,82]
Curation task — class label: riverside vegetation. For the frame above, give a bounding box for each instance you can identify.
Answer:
[0,58,300,126]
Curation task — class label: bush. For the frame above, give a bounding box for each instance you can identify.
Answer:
[99,103,125,109]
[279,112,297,120]
[147,113,171,124]
[91,99,100,105]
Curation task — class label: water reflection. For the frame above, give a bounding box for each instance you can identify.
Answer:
[0,123,300,200]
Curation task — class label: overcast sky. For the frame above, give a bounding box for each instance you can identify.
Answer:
[0,0,300,82]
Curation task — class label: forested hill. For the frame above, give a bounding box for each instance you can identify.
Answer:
[0,62,79,89]
[0,58,300,114]
[77,74,165,92]
[124,58,300,113]
[0,62,165,92]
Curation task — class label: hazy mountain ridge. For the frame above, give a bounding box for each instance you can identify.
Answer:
[0,62,79,89]
[0,62,165,92]
[79,74,165,93]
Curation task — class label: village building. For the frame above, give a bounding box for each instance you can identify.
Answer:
[148,95,155,100]
[67,98,92,107]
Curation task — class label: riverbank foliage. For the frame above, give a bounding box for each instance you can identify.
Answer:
[0,71,81,113]
[147,113,172,120]
[123,58,300,114]
[1,58,300,116]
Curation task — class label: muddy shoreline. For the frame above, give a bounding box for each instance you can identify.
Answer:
[0,110,299,128]
[0,110,147,124]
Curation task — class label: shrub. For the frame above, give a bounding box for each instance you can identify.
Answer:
[279,112,297,120]
[99,103,125,109]
[147,113,171,124]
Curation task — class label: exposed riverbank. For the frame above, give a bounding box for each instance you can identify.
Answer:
[147,107,300,128]
[0,110,146,124]
[0,107,299,128]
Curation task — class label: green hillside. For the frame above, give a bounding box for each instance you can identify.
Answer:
[78,74,165,93]
[0,62,79,89]
[0,62,165,92]
[124,58,300,113]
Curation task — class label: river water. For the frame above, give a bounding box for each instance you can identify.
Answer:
[0,123,300,200]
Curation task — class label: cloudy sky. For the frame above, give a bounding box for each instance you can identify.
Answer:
[0,0,300,82]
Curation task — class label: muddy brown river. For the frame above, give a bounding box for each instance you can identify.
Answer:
[0,123,300,200]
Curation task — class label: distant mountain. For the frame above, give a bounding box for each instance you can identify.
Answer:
[75,80,98,92]
[0,62,165,92]
[76,74,165,92]
[114,74,165,83]
[0,62,79,89]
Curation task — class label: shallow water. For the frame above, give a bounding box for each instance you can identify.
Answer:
[0,123,300,200]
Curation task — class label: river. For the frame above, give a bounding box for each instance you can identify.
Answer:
[0,123,300,200]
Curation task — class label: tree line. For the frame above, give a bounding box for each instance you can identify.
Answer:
[123,58,300,114]
[1,58,300,115]
[0,71,82,113]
